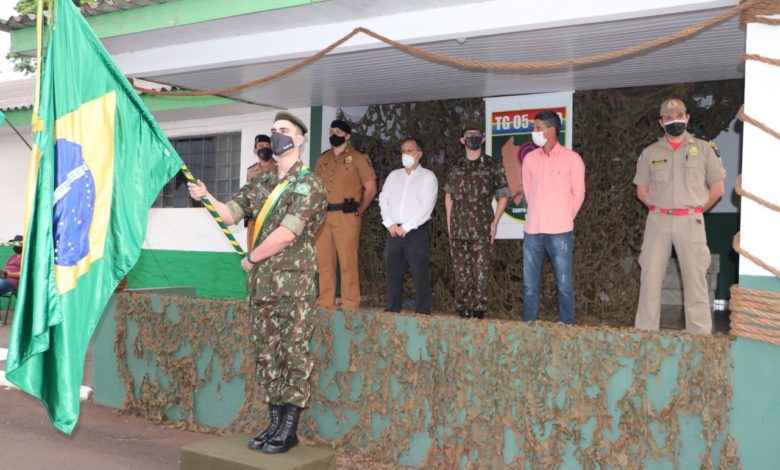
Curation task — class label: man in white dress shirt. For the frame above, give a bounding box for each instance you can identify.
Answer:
[379,137,439,314]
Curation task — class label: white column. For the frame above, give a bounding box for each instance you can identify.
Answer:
[739,16,780,285]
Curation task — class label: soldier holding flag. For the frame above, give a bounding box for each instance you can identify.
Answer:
[188,111,327,454]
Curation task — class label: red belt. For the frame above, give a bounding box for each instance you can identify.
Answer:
[649,205,703,216]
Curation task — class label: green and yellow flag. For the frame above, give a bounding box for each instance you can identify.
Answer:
[6,0,183,434]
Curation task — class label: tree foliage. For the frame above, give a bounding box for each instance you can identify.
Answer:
[5,0,105,76]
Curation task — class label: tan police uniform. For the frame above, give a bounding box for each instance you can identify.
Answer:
[633,129,725,334]
[315,144,376,308]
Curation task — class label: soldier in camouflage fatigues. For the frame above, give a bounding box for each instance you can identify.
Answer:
[188,112,327,454]
[444,126,511,319]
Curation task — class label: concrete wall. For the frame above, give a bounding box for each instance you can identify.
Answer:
[93,294,741,469]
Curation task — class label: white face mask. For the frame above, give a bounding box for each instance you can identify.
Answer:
[531,130,547,147]
[401,154,417,168]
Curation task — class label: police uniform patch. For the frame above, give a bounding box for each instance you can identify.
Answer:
[293,182,311,195]
[710,140,721,158]
[689,147,699,156]
[345,156,353,164]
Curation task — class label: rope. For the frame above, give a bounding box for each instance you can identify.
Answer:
[733,232,780,279]
[740,0,780,24]
[134,0,759,97]
[735,174,780,212]
[742,53,780,66]
[730,286,780,345]
[737,104,780,140]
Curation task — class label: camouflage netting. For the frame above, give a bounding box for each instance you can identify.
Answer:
[346,79,743,326]
[114,293,738,469]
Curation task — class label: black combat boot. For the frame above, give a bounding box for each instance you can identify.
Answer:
[472,310,485,319]
[260,404,303,454]
[248,404,284,450]
[457,309,471,318]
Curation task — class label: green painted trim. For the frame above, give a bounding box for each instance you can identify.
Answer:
[1,94,235,128]
[309,105,323,166]
[139,93,235,113]
[1,108,33,128]
[738,275,780,293]
[11,0,327,53]
[731,337,780,470]
[127,249,246,300]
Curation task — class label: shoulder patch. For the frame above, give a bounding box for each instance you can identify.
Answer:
[709,140,721,158]
[293,182,311,196]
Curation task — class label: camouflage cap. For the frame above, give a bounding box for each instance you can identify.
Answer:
[274,111,308,135]
[659,99,687,117]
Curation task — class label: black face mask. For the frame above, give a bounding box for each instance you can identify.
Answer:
[664,121,687,137]
[464,135,482,150]
[13,246,22,254]
[257,147,273,161]
[271,133,295,156]
[329,134,346,148]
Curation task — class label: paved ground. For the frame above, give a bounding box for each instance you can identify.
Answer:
[0,322,397,470]
[0,388,212,470]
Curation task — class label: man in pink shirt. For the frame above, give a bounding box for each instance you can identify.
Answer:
[521,111,586,324]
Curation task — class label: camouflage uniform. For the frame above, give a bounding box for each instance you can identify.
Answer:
[444,155,511,312]
[226,160,327,408]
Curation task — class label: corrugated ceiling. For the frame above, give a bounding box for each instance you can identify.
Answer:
[144,7,745,109]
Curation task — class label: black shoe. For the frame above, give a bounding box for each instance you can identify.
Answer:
[473,310,485,319]
[248,404,284,450]
[415,311,431,315]
[457,309,471,319]
[261,404,303,454]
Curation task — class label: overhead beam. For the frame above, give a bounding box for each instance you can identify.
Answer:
[103,0,738,78]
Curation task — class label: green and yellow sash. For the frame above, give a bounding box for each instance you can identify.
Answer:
[250,167,311,249]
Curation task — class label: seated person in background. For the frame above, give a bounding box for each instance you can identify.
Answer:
[0,235,23,295]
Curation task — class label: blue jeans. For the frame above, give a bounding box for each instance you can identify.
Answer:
[0,279,15,296]
[522,231,575,324]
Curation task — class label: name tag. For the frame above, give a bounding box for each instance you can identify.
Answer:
[651,159,668,165]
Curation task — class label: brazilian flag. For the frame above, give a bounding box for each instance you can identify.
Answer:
[6,0,183,434]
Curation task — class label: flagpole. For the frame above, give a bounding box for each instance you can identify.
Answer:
[179,164,247,257]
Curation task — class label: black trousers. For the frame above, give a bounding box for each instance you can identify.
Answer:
[384,221,432,314]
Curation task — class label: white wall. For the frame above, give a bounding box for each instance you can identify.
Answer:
[739,21,780,277]
[0,130,34,241]
[0,107,312,252]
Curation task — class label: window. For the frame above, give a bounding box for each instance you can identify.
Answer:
[154,133,242,208]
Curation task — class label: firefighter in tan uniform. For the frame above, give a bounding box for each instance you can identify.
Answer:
[633,99,725,334]
[315,120,377,308]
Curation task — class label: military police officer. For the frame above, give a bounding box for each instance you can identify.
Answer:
[444,125,511,318]
[315,119,377,309]
[634,99,725,334]
[188,111,327,454]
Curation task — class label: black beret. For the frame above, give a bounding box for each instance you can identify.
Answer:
[330,119,352,135]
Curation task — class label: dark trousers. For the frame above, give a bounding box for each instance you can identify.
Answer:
[384,221,432,313]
